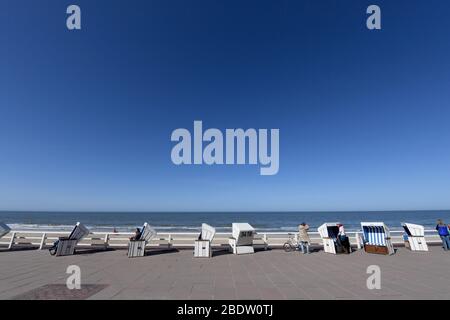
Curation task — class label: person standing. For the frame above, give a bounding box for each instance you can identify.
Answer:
[436,219,450,251]
[337,224,351,254]
[298,222,311,254]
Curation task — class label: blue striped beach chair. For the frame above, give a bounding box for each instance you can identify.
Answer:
[361,222,394,255]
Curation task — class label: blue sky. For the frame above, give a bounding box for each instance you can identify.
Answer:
[0,0,449,211]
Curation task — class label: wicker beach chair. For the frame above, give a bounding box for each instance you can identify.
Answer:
[402,223,428,252]
[128,222,157,258]
[50,222,90,256]
[229,223,255,255]
[318,222,341,254]
[0,222,11,240]
[194,223,216,258]
[361,222,394,255]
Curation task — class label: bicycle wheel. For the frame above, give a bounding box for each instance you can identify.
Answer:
[283,242,293,252]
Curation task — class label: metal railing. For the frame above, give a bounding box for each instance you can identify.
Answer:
[0,229,442,250]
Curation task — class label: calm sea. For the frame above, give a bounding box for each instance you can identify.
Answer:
[0,210,449,233]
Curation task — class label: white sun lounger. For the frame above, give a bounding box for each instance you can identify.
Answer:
[53,222,90,256]
[194,223,216,258]
[128,222,157,258]
[0,222,11,240]
[318,222,341,254]
[402,222,428,252]
[229,223,255,255]
[361,222,394,255]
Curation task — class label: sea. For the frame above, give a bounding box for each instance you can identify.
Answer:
[0,210,449,233]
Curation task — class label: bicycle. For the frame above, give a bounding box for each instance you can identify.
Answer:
[283,233,300,252]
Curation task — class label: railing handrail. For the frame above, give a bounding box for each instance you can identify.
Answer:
[0,229,439,236]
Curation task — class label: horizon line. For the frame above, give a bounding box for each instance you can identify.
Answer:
[1,209,449,214]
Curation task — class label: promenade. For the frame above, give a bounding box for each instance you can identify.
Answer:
[1,245,449,300]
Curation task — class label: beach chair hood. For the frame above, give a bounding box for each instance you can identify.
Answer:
[68,222,90,241]
[201,223,216,241]
[0,222,11,239]
[318,223,340,238]
[402,223,424,237]
[139,223,157,242]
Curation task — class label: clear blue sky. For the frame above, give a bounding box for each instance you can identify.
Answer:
[1,0,449,211]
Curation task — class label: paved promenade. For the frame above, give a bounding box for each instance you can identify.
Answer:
[1,246,449,300]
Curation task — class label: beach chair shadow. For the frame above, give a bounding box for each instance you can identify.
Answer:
[144,247,179,256]
[76,247,116,255]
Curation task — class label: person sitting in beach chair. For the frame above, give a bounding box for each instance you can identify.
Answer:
[130,228,142,241]
[337,224,351,254]
[49,222,90,256]
[298,222,311,254]
[128,223,156,258]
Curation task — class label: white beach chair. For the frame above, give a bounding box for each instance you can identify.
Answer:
[194,223,216,258]
[51,222,90,256]
[361,222,394,255]
[128,222,157,258]
[318,222,341,254]
[229,223,255,255]
[402,223,428,252]
[0,222,11,240]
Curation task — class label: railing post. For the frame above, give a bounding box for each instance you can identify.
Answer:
[104,233,110,248]
[263,233,268,250]
[355,232,361,249]
[8,232,16,250]
[39,233,47,250]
